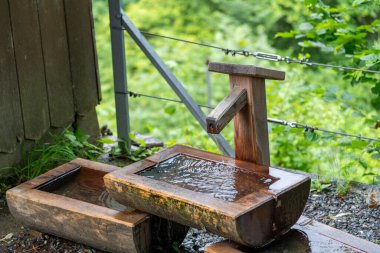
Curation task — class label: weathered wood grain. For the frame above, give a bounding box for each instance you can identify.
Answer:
[75,108,100,140]
[9,192,145,253]
[88,0,101,102]
[0,0,24,153]
[207,87,247,134]
[230,75,270,166]
[0,140,34,175]
[0,167,13,179]
[9,0,50,140]
[6,158,188,253]
[64,0,100,115]
[209,62,285,80]
[105,145,311,248]
[37,0,75,128]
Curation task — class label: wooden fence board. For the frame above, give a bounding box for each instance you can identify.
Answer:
[9,0,50,140]
[37,0,75,128]
[88,0,102,102]
[64,0,100,115]
[0,0,24,153]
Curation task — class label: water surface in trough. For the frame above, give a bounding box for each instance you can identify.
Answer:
[140,154,276,202]
[39,168,128,212]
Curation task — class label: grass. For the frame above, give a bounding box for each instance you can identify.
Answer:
[16,129,103,181]
[0,128,162,197]
[0,129,104,197]
[310,178,332,193]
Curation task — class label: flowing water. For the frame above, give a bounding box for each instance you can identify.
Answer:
[140,154,276,202]
[39,167,128,212]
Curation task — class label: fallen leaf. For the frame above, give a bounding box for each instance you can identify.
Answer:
[0,233,13,242]
[368,192,378,209]
[369,203,378,208]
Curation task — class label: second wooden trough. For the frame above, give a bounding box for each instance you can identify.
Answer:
[6,158,188,253]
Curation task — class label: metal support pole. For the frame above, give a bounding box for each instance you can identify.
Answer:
[108,0,131,150]
[205,58,212,112]
[120,12,234,157]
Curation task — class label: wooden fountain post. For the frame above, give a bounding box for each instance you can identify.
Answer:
[206,62,285,167]
[105,62,311,248]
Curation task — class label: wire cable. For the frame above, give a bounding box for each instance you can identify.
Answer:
[123,90,380,143]
[126,90,212,109]
[140,31,226,51]
[140,31,380,75]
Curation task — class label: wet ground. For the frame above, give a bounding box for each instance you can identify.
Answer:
[0,179,378,253]
[0,197,21,239]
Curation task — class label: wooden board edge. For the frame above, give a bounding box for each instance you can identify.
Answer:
[208,62,285,80]
[70,157,121,172]
[87,0,101,102]
[305,219,380,253]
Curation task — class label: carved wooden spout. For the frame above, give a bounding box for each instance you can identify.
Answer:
[207,87,248,134]
[206,62,285,166]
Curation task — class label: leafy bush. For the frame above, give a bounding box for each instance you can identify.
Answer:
[100,133,161,162]
[92,0,379,184]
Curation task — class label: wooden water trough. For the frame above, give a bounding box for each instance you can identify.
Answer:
[6,158,188,253]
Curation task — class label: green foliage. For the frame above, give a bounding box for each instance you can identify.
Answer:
[0,182,5,192]
[0,178,15,198]
[171,241,180,252]
[310,177,354,197]
[17,129,103,181]
[92,0,380,184]
[275,0,380,106]
[336,181,352,197]
[0,182,8,198]
[311,178,331,193]
[102,134,161,162]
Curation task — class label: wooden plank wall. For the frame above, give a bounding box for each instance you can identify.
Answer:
[38,0,75,128]
[64,0,101,115]
[0,0,101,176]
[10,0,51,140]
[0,0,24,154]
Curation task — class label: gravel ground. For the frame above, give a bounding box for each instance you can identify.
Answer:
[304,182,379,244]
[0,181,378,252]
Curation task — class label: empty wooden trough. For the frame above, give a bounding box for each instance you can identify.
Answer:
[104,145,311,248]
[6,158,188,253]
